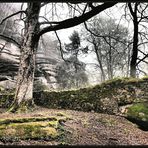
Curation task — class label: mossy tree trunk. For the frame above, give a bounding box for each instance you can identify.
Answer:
[9,3,41,112]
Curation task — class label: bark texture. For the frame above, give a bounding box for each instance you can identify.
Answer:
[9,3,41,112]
[128,3,139,78]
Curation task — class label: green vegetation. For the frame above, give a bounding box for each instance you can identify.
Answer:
[0,122,58,140]
[127,103,148,121]
[33,81,49,92]
[101,118,117,127]
[0,86,5,91]
[34,77,148,114]
[0,115,70,142]
[0,94,14,108]
[142,75,148,80]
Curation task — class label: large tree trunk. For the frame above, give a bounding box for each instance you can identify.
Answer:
[9,3,41,112]
[130,20,138,77]
[128,3,139,78]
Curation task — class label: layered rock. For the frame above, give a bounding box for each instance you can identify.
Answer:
[0,36,63,90]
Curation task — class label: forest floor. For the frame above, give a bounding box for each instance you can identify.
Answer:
[0,106,148,146]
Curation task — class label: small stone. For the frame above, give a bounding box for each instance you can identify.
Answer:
[139,112,145,117]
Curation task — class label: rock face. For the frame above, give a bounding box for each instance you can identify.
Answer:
[0,37,63,90]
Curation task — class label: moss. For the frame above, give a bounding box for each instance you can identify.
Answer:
[100,118,117,127]
[0,115,70,141]
[101,77,123,86]
[0,94,14,108]
[48,120,59,128]
[0,122,58,140]
[8,99,35,113]
[127,102,148,121]
[0,117,58,125]
[0,86,5,92]
[141,75,148,80]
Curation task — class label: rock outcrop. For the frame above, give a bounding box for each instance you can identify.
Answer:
[0,36,63,90]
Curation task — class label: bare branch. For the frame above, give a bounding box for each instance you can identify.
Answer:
[41,2,49,7]
[54,30,69,62]
[0,42,7,52]
[82,3,88,14]
[138,49,148,56]
[0,50,20,58]
[136,54,148,65]
[0,34,21,47]
[66,3,82,15]
[0,11,26,25]
[128,3,135,18]
[137,65,147,75]
[38,2,117,37]
[39,21,60,26]
[84,21,127,46]
[0,75,16,82]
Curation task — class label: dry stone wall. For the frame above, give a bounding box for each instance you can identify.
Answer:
[34,77,148,115]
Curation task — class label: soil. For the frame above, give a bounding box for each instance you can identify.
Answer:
[0,106,148,146]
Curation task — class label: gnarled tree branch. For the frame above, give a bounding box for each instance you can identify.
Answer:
[38,2,117,37]
[0,10,26,25]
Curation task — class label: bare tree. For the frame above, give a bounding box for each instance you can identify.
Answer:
[82,16,129,81]
[127,3,148,77]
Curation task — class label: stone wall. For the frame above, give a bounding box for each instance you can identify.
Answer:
[0,77,147,114]
[34,77,148,115]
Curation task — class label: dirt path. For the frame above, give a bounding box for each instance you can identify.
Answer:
[0,107,147,145]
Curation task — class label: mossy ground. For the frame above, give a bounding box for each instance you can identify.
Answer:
[127,102,148,121]
[0,111,71,144]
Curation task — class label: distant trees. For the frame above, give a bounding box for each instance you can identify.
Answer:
[82,17,130,81]
[56,57,88,89]
[56,31,88,89]
[0,3,21,44]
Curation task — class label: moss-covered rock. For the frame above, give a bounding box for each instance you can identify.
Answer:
[33,77,148,114]
[127,102,148,122]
